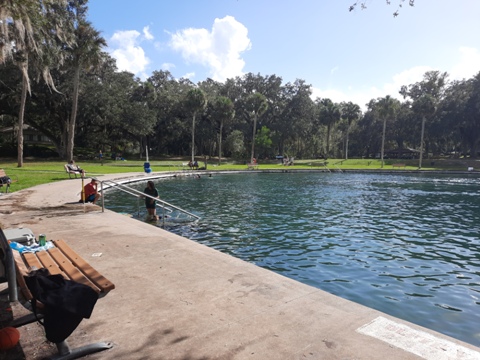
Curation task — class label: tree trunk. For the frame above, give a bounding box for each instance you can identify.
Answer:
[345,127,350,160]
[380,119,387,168]
[67,66,81,161]
[191,112,196,162]
[17,71,28,168]
[470,141,478,159]
[218,121,223,165]
[418,116,426,169]
[250,113,257,163]
[326,124,331,157]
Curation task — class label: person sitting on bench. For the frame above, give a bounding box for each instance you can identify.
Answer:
[67,160,85,177]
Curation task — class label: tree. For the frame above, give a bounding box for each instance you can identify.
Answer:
[349,0,415,17]
[272,79,314,158]
[185,88,207,162]
[224,130,245,159]
[210,96,235,165]
[65,18,106,161]
[461,73,480,158]
[255,126,273,158]
[245,93,268,163]
[401,71,448,167]
[146,70,189,156]
[377,95,399,168]
[412,94,436,168]
[317,98,341,158]
[1,0,72,167]
[340,101,361,160]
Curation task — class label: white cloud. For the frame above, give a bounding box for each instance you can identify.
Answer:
[143,26,154,40]
[312,65,435,110]
[181,72,196,80]
[169,16,251,81]
[109,29,152,78]
[311,47,480,111]
[449,46,480,81]
[161,62,176,71]
[311,86,381,111]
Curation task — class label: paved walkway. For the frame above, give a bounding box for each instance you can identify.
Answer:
[1,172,479,360]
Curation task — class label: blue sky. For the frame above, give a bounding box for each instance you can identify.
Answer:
[87,0,480,109]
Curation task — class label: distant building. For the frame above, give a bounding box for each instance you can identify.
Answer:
[384,148,419,159]
[0,124,52,144]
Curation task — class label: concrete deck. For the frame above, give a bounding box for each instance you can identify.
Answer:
[1,172,479,360]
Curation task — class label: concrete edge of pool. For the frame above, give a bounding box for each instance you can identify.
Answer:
[1,171,479,360]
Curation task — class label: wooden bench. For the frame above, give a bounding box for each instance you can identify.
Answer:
[14,239,115,301]
[64,164,85,179]
[0,169,18,193]
[392,163,406,169]
[0,229,115,359]
[247,163,259,170]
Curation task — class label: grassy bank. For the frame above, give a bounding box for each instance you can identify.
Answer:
[0,157,478,193]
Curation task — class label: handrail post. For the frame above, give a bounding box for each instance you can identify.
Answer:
[0,229,18,302]
[101,181,105,212]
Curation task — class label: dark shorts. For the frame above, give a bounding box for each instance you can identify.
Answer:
[86,194,96,202]
[146,202,156,209]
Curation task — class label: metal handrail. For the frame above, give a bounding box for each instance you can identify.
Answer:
[98,179,200,226]
[0,228,18,302]
[332,160,344,173]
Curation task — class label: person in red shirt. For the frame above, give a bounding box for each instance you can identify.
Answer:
[81,178,100,204]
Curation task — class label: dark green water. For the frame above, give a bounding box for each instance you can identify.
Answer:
[105,172,480,346]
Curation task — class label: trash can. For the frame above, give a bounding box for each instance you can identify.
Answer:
[144,162,152,173]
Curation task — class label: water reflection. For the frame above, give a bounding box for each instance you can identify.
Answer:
[105,172,480,346]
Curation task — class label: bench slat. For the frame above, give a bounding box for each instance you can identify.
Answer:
[53,240,115,293]
[22,253,44,270]
[36,251,65,277]
[0,169,18,181]
[23,252,67,279]
[13,251,33,300]
[47,247,101,292]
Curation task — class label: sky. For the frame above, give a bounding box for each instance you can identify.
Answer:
[87,0,480,110]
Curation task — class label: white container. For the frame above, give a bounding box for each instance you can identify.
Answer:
[3,228,36,246]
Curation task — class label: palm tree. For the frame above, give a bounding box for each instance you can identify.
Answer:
[377,95,399,168]
[211,96,235,165]
[186,88,207,162]
[65,20,106,161]
[246,93,268,163]
[341,102,361,160]
[401,71,447,168]
[412,94,435,169]
[318,98,341,158]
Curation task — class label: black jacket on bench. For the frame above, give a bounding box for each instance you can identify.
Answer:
[25,269,99,343]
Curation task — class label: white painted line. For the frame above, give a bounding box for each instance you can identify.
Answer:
[357,316,480,360]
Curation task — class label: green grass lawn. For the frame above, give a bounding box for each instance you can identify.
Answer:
[0,157,477,193]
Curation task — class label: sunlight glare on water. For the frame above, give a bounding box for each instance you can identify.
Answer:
[105,172,480,346]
